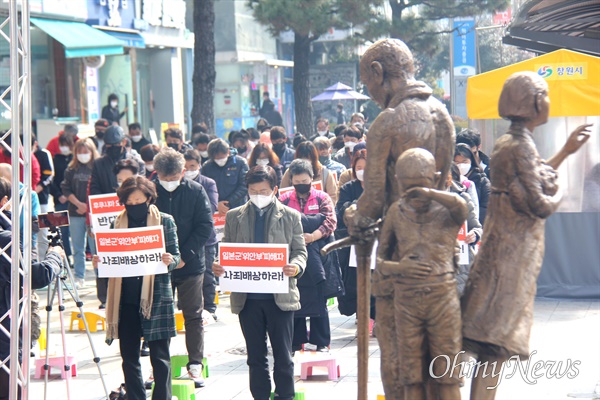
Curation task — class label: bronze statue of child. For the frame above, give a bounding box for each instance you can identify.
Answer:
[375,148,467,400]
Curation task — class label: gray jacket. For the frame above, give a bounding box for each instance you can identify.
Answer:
[223,200,307,314]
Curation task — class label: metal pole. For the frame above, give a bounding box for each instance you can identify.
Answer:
[7,0,32,398]
[21,0,33,396]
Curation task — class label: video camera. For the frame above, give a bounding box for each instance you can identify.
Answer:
[38,211,70,247]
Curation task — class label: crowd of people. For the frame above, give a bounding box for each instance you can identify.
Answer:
[0,109,494,399]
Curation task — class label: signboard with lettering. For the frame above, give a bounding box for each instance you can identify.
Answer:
[219,243,289,293]
[96,226,167,277]
[453,18,476,77]
[89,193,125,233]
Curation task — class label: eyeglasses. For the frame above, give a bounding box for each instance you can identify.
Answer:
[248,189,273,196]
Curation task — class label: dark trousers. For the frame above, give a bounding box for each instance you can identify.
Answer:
[94,270,108,304]
[119,304,171,400]
[239,299,295,400]
[292,311,331,348]
[172,274,204,366]
[203,244,217,313]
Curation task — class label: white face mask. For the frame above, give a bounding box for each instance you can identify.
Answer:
[317,130,328,136]
[145,164,154,172]
[184,169,199,180]
[345,141,357,152]
[214,158,227,167]
[356,169,365,182]
[199,151,209,158]
[159,179,180,192]
[77,153,91,164]
[59,146,71,155]
[458,163,471,176]
[256,158,269,166]
[130,135,142,143]
[249,140,259,146]
[250,194,274,209]
[111,101,118,108]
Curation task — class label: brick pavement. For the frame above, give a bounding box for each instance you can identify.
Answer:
[27,268,600,400]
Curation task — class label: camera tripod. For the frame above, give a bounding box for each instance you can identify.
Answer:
[41,225,109,400]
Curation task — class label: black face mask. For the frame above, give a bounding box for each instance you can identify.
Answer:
[125,202,149,222]
[96,130,105,139]
[272,143,285,153]
[294,183,312,195]
[106,146,123,160]
[167,143,180,151]
[236,146,247,154]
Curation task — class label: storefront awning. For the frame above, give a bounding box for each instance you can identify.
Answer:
[31,18,124,58]
[97,28,146,49]
[467,49,600,119]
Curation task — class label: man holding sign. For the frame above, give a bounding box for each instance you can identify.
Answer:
[92,175,180,400]
[213,166,307,400]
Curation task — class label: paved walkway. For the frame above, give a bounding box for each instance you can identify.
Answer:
[27,269,600,400]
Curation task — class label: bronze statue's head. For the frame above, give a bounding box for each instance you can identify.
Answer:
[360,39,415,108]
[395,148,440,193]
[499,71,550,125]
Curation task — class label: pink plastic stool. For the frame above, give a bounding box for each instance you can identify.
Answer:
[300,357,340,381]
[34,355,77,379]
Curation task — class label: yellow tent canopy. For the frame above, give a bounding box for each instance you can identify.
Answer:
[467,49,600,119]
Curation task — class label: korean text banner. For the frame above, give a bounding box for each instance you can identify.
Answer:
[96,226,166,278]
[213,213,226,242]
[219,243,289,293]
[89,193,125,233]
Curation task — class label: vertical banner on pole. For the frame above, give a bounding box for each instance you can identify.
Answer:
[453,17,476,119]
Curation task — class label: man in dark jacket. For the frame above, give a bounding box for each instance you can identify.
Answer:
[183,150,220,319]
[128,122,151,153]
[201,138,249,215]
[91,119,109,155]
[153,148,213,387]
[270,126,295,172]
[89,125,144,308]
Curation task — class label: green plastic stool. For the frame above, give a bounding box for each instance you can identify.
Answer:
[270,388,306,400]
[171,354,209,379]
[152,380,195,400]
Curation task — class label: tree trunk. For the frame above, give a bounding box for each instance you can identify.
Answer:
[293,32,313,138]
[192,0,216,135]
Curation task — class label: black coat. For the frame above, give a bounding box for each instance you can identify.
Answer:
[201,155,249,209]
[467,167,491,224]
[90,152,144,195]
[49,153,72,202]
[295,214,343,318]
[154,177,214,278]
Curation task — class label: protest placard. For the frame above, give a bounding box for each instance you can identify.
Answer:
[349,240,378,269]
[213,213,226,242]
[219,243,289,293]
[95,226,167,278]
[278,180,323,197]
[457,221,469,264]
[88,193,124,233]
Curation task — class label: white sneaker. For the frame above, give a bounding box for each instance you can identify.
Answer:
[144,369,154,390]
[185,363,205,388]
[75,278,85,289]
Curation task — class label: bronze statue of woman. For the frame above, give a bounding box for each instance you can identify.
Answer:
[461,71,592,399]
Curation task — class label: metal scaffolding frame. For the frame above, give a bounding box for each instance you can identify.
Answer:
[0,0,32,398]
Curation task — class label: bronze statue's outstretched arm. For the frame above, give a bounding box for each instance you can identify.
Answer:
[405,187,468,226]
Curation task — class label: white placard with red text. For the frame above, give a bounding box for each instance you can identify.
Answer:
[89,193,125,233]
[213,213,226,242]
[278,180,323,197]
[219,243,289,293]
[457,221,469,264]
[96,226,167,278]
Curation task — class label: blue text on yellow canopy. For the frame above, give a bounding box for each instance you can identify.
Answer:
[467,49,600,119]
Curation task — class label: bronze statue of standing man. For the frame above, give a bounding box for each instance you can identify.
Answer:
[344,38,456,400]
[462,71,592,399]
